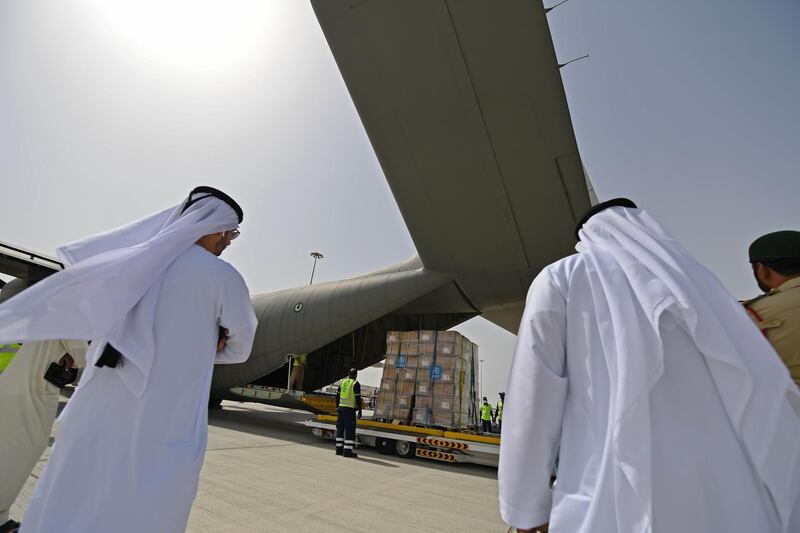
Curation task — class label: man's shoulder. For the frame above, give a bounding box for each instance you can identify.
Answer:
[540,253,583,288]
[182,246,245,280]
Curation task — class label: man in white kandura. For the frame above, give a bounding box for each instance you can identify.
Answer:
[0,186,258,533]
[0,280,90,533]
[499,199,800,533]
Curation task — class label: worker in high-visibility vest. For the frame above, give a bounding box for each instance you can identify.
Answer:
[335,368,362,457]
[494,392,505,433]
[288,353,308,390]
[480,397,493,433]
[0,343,21,373]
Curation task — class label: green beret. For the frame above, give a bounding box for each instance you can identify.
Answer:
[749,230,800,262]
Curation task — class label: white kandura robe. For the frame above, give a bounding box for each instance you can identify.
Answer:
[0,340,88,523]
[499,251,800,533]
[20,245,257,533]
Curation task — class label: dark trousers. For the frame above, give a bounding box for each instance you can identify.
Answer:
[481,420,492,433]
[336,407,357,456]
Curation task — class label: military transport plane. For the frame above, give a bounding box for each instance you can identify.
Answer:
[0,1,594,405]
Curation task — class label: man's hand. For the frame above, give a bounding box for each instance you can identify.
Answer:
[58,353,75,368]
[518,524,548,533]
[357,410,363,420]
[217,328,230,352]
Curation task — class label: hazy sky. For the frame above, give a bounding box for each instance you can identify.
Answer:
[1,1,798,396]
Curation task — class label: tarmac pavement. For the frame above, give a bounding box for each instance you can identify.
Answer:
[11,399,507,532]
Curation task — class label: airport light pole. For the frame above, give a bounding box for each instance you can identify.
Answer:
[309,251,324,285]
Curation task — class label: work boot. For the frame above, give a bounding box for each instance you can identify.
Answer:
[343,450,358,458]
[335,448,343,456]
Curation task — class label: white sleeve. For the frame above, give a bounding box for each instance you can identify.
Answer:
[215,268,258,365]
[498,266,568,530]
[61,339,90,368]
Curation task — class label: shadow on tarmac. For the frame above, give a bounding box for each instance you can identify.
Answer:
[208,401,498,479]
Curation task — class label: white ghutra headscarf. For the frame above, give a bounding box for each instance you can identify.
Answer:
[0,186,243,397]
[578,205,800,532]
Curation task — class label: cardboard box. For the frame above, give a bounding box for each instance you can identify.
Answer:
[393,407,412,422]
[379,377,397,393]
[375,389,393,405]
[385,353,398,367]
[415,380,431,395]
[436,341,463,356]
[396,380,416,396]
[418,343,436,356]
[412,408,431,425]
[432,395,458,411]
[434,354,462,370]
[414,394,432,409]
[396,394,414,409]
[437,331,457,343]
[417,354,434,369]
[401,355,419,369]
[373,404,393,419]
[399,342,418,357]
[431,410,460,428]
[398,368,417,382]
[400,331,419,343]
[418,330,435,343]
[382,365,398,380]
[386,342,401,356]
[432,382,459,397]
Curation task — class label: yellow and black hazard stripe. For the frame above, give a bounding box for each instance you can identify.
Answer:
[416,449,456,462]
[416,437,469,450]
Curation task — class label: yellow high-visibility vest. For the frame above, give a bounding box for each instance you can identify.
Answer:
[480,403,493,421]
[496,399,503,420]
[339,378,357,408]
[0,343,21,372]
[293,354,308,367]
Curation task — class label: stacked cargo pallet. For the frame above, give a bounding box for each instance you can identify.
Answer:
[373,330,479,430]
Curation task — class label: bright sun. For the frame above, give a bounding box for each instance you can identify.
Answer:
[83,0,285,77]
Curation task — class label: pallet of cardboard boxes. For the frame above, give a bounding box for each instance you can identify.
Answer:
[373,330,480,430]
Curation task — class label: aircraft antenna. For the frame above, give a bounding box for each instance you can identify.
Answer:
[558,54,589,69]
[545,0,570,13]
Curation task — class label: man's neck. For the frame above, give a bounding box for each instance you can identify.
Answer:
[776,275,800,291]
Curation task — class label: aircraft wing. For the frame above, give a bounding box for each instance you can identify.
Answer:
[0,240,62,282]
[313,0,591,326]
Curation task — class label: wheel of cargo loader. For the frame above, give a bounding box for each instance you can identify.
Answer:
[376,438,396,455]
[394,440,415,458]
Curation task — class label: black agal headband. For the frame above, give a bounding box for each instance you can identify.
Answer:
[181,186,243,223]
[575,197,637,240]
